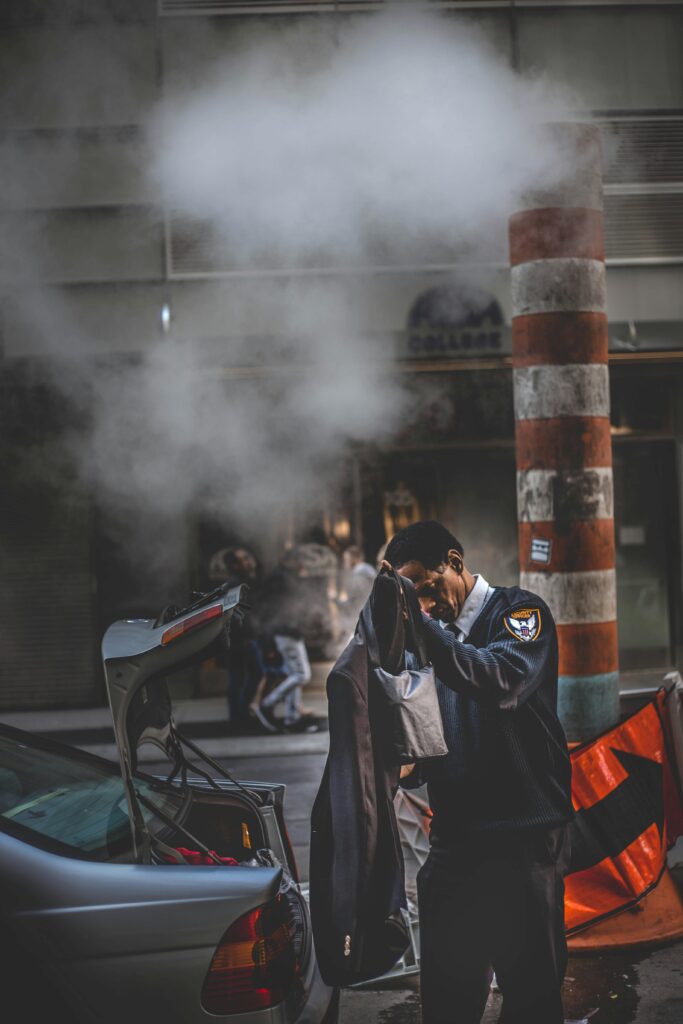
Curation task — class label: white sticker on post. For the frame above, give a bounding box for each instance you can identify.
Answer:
[531,538,552,565]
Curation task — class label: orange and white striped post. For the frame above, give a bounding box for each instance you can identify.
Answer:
[509,124,619,742]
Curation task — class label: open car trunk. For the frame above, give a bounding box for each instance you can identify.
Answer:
[101,583,296,875]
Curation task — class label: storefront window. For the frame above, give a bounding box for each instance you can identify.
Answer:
[613,441,678,670]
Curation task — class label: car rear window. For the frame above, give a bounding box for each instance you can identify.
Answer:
[0,732,181,860]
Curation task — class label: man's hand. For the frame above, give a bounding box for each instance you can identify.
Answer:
[400,763,416,779]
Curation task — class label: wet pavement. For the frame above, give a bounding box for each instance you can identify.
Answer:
[563,943,683,1023]
[339,943,683,1023]
[189,747,683,1023]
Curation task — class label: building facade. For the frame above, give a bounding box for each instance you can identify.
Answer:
[1,0,682,707]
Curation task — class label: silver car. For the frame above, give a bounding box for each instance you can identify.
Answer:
[0,584,337,1024]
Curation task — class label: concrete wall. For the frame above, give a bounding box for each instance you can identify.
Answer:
[516,6,683,112]
[1,3,682,356]
[1,1,682,707]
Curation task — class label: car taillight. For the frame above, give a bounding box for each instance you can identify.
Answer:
[161,604,223,645]
[201,892,305,1015]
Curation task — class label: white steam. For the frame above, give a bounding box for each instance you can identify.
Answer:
[80,311,402,531]
[155,11,572,268]
[8,8,577,566]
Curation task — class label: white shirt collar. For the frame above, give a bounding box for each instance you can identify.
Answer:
[452,574,492,639]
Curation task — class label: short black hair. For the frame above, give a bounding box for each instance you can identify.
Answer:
[384,520,464,570]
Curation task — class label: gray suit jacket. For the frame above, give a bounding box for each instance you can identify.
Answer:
[309,579,410,986]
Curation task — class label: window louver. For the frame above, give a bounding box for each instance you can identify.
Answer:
[604,193,683,263]
[166,116,683,276]
[160,0,388,13]
[0,495,99,710]
[603,118,683,186]
[602,117,683,263]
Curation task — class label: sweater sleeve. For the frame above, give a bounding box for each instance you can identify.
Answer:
[422,601,555,710]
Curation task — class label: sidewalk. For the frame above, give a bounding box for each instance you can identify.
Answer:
[1,665,674,764]
[0,662,333,762]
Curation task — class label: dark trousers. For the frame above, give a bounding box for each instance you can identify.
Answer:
[417,825,570,1024]
[227,640,266,724]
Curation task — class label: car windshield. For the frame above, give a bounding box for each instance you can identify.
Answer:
[0,731,182,860]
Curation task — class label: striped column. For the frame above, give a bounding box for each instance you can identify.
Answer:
[509,124,619,742]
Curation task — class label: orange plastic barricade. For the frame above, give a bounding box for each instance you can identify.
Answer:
[565,689,683,936]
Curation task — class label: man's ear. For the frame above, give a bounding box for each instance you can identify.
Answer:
[448,549,463,574]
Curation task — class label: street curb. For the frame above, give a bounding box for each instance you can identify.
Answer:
[0,667,333,739]
[78,731,331,763]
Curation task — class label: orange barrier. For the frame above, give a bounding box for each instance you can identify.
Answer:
[568,868,683,953]
[565,689,683,945]
[397,688,683,950]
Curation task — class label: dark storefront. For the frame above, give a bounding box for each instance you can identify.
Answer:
[356,358,683,681]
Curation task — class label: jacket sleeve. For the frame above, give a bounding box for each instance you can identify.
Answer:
[326,669,377,939]
[422,603,555,710]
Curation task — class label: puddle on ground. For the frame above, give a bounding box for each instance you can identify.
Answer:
[364,955,647,1024]
[363,958,645,1024]
[377,991,421,1024]
[344,944,683,1023]
[564,952,648,1024]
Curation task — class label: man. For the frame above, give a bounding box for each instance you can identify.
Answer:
[338,545,377,637]
[208,545,258,589]
[248,628,314,733]
[343,544,376,590]
[247,558,320,733]
[212,546,260,730]
[383,520,573,1024]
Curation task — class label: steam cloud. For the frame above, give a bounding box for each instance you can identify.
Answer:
[156,10,572,267]
[8,8,575,567]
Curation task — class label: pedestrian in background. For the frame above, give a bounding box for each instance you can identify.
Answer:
[280,530,340,658]
[248,561,319,733]
[248,628,314,732]
[342,544,376,594]
[209,546,261,731]
[337,544,376,638]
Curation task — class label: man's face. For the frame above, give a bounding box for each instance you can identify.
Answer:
[396,551,467,623]
[342,550,358,571]
[232,549,257,580]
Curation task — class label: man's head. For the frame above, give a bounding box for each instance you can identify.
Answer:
[343,545,364,570]
[225,547,257,582]
[384,520,473,623]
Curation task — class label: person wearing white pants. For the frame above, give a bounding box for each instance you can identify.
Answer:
[249,631,313,731]
[262,633,312,726]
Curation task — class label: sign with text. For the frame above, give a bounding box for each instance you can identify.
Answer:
[401,285,510,360]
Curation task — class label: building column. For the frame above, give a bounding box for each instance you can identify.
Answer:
[508,124,619,742]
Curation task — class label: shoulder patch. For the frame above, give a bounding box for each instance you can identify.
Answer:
[503,606,542,643]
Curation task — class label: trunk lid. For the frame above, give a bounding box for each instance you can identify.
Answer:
[101,583,253,862]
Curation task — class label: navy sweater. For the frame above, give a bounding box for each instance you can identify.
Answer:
[405,585,574,837]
